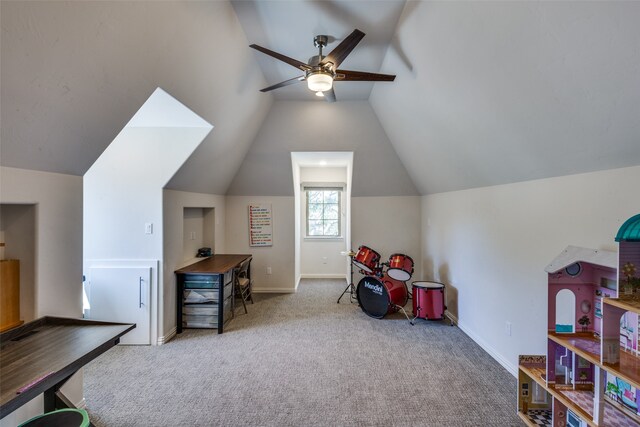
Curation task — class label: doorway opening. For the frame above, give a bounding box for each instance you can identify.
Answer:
[291,152,353,289]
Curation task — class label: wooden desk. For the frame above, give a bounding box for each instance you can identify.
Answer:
[0,316,135,419]
[175,254,251,334]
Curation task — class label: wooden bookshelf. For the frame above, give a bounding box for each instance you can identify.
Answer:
[0,260,22,332]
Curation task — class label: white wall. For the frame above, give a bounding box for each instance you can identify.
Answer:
[351,196,422,285]
[0,166,83,425]
[225,196,295,292]
[300,167,348,277]
[227,101,418,197]
[162,189,225,341]
[421,165,640,375]
[84,88,212,346]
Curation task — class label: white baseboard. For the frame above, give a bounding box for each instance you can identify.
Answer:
[158,327,176,345]
[456,318,518,377]
[299,274,348,279]
[253,287,297,294]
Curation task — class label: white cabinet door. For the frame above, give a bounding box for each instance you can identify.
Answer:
[87,267,151,345]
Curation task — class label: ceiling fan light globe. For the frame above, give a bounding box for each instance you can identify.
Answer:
[307,73,333,92]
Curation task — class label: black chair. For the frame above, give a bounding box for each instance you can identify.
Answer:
[234,258,253,314]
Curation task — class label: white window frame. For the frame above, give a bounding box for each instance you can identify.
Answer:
[304,185,343,239]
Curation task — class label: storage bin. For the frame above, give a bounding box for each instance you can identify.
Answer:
[184,303,218,316]
[183,289,218,303]
[183,275,220,289]
[182,314,218,328]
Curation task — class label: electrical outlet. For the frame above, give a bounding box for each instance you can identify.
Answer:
[145,223,153,234]
[266,267,272,275]
[505,321,512,336]
[190,231,196,240]
[322,257,328,264]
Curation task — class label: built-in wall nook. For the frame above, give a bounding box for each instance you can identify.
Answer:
[0,203,36,327]
[182,207,215,264]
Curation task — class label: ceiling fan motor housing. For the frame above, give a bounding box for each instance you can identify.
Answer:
[313,35,329,49]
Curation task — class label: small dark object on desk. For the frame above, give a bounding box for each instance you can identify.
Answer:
[197,247,211,257]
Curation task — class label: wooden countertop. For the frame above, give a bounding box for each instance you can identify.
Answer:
[175,254,252,274]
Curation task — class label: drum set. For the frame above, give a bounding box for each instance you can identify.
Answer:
[338,245,448,324]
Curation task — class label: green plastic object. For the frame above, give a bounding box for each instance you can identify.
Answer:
[616,214,640,242]
[18,408,90,427]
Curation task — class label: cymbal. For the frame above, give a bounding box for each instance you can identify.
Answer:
[340,250,357,257]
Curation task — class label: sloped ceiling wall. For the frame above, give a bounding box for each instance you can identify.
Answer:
[226,100,418,196]
[3,1,640,197]
[1,1,271,195]
[370,1,640,195]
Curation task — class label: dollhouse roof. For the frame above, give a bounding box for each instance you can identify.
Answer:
[544,245,617,273]
[615,214,640,242]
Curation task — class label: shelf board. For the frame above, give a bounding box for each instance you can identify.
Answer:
[520,364,640,427]
[604,295,640,315]
[603,350,640,391]
[547,385,597,426]
[548,332,601,366]
[548,332,640,393]
[520,365,548,389]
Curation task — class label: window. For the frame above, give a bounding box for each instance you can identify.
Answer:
[306,188,341,237]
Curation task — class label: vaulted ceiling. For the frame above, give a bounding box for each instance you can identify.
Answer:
[2,1,640,196]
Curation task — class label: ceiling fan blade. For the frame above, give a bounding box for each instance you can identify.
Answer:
[260,76,305,92]
[335,69,396,82]
[250,44,311,72]
[323,87,336,103]
[320,29,365,70]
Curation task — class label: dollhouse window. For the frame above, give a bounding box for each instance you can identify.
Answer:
[556,289,576,333]
[565,262,582,277]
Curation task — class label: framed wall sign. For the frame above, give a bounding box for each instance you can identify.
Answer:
[249,204,273,247]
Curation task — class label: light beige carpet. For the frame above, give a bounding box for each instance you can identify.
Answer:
[84,279,522,426]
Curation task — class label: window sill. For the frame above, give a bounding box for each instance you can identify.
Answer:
[304,236,344,242]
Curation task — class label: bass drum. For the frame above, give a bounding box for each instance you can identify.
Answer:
[356,274,409,319]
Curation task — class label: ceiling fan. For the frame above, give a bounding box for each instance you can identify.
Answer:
[249,29,395,102]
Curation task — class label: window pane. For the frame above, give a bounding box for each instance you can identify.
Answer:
[324,203,339,220]
[308,191,322,204]
[324,220,339,236]
[324,191,339,204]
[308,203,323,220]
[308,220,324,236]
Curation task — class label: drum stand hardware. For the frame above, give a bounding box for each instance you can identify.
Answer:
[394,304,415,325]
[337,252,357,304]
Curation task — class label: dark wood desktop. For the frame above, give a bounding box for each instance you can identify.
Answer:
[0,316,135,419]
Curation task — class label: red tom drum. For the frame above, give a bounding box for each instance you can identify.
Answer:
[357,274,409,319]
[387,253,414,281]
[412,281,446,320]
[352,245,381,274]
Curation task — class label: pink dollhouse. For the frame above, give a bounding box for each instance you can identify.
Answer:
[517,214,640,427]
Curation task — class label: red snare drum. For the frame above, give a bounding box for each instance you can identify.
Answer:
[357,274,409,319]
[352,245,381,274]
[387,253,414,281]
[412,281,446,320]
